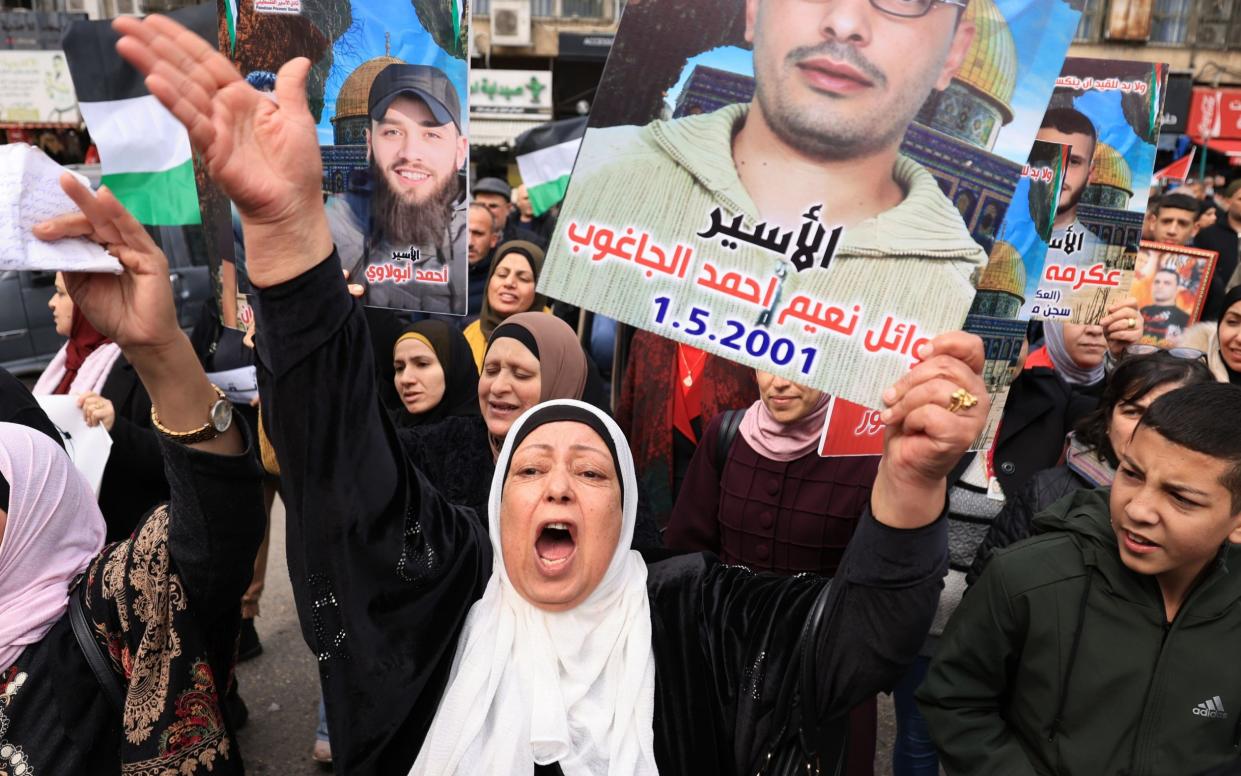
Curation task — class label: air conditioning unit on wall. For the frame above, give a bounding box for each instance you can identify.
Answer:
[491,0,532,47]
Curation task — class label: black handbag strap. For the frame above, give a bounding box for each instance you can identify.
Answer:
[69,577,126,716]
[796,579,849,775]
[715,409,744,473]
[797,581,831,751]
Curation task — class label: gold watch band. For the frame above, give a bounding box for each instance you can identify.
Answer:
[151,384,227,443]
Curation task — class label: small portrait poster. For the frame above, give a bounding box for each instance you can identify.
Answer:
[1133,241,1218,348]
[213,0,469,315]
[1021,56,1169,324]
[539,0,1079,407]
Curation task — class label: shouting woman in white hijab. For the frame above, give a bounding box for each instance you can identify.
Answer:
[113,13,992,775]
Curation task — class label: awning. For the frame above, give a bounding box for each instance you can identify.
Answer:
[0,121,83,129]
[1191,137,1241,156]
[468,117,550,149]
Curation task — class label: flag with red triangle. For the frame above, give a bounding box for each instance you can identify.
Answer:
[1153,149,1196,181]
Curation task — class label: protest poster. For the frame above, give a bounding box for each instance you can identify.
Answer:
[211,0,469,316]
[1021,57,1168,324]
[540,0,1079,408]
[36,395,113,495]
[819,140,1069,459]
[1133,241,1218,347]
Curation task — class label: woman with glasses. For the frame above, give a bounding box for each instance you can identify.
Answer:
[1181,286,1241,385]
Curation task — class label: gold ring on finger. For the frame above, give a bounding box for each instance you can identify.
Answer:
[1127,317,1137,330]
[947,388,978,414]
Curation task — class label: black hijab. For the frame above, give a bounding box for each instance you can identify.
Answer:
[1219,286,1241,386]
[392,320,480,428]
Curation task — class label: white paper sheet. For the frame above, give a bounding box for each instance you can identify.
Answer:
[36,394,114,496]
[207,365,259,404]
[0,143,123,274]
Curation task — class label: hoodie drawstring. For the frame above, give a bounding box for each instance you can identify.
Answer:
[1047,568,1095,743]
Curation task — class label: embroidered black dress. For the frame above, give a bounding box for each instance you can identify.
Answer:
[254,252,950,776]
[0,426,265,775]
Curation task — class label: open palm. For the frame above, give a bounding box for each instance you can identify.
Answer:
[113,14,322,225]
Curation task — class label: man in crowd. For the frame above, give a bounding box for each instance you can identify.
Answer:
[472,177,545,248]
[1195,178,1241,321]
[1140,267,1189,344]
[327,63,469,314]
[1149,192,1201,247]
[919,382,1241,776]
[513,184,557,244]
[1142,195,1161,241]
[465,202,498,320]
[1035,107,1104,266]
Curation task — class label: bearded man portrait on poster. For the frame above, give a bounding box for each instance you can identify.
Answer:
[328,62,469,314]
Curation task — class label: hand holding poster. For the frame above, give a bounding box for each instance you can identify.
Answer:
[541,0,1079,408]
[35,394,113,496]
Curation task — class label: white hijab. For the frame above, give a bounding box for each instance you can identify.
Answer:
[409,400,659,776]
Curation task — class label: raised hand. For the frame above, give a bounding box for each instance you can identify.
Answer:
[33,174,180,355]
[871,332,989,528]
[112,14,331,287]
[33,175,240,455]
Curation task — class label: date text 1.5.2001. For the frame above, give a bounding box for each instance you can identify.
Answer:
[652,296,819,375]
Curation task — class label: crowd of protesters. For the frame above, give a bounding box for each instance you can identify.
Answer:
[3,12,1241,776]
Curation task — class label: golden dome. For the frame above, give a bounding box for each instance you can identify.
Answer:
[332,55,406,124]
[952,0,1017,124]
[1089,142,1134,195]
[977,240,1026,298]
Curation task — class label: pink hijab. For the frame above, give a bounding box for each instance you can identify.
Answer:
[0,422,106,672]
[739,393,832,462]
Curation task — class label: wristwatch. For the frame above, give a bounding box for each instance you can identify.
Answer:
[151,384,233,444]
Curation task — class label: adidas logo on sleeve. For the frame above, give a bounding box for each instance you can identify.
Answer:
[1193,696,1228,719]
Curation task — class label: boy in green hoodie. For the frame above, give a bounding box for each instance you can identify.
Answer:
[918,382,1241,776]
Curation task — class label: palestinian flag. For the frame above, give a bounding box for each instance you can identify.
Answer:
[1153,149,1195,182]
[62,4,217,225]
[514,117,587,218]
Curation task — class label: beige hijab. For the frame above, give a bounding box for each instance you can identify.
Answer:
[484,312,589,457]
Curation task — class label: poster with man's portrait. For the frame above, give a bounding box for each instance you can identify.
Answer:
[1021,56,1169,324]
[539,0,1080,407]
[1133,241,1218,348]
[213,0,469,316]
[820,138,1070,459]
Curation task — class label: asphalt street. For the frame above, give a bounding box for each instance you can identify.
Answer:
[233,497,327,774]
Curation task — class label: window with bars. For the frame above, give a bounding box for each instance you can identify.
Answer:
[1193,0,1239,48]
[1150,0,1192,43]
[1074,0,1104,40]
[475,0,610,17]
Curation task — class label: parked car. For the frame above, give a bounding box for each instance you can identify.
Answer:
[0,164,213,377]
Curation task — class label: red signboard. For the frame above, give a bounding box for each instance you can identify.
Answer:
[1189,87,1241,141]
